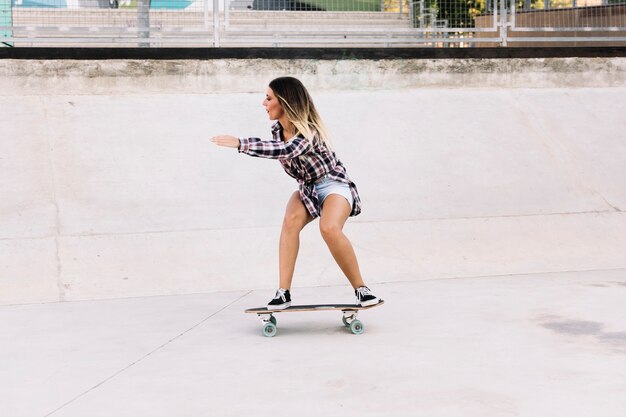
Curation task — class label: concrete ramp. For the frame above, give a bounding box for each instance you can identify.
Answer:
[1,58,625,305]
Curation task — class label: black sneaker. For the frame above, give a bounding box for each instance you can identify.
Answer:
[355,286,380,307]
[267,288,291,310]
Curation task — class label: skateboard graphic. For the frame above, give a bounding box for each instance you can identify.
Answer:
[245,300,384,337]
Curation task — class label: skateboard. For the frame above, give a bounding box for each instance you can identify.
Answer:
[245,300,384,337]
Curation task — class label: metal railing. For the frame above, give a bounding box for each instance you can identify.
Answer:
[511,0,626,30]
[1,0,625,47]
[506,0,626,45]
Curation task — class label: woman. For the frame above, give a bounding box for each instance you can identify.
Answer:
[211,76,379,309]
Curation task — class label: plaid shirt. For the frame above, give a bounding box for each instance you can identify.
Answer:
[238,122,362,218]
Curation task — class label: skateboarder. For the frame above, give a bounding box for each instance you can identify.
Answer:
[211,76,380,309]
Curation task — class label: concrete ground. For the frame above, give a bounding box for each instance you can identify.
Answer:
[2,270,626,417]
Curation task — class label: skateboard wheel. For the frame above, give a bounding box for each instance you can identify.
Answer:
[342,316,350,327]
[350,320,364,335]
[263,322,277,337]
[270,315,277,326]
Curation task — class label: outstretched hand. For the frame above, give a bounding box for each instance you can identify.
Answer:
[211,135,240,149]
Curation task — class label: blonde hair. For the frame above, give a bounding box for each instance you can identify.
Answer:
[269,77,332,148]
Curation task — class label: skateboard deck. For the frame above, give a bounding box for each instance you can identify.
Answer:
[245,300,384,337]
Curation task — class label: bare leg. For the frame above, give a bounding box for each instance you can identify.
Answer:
[279,191,314,290]
[319,195,365,289]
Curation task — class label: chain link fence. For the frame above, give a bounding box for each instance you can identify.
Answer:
[1,0,625,46]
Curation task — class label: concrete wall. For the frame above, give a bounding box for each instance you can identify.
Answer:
[3,57,626,93]
[1,57,625,305]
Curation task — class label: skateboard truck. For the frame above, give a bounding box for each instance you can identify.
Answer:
[341,310,358,326]
[341,310,364,335]
[257,313,278,337]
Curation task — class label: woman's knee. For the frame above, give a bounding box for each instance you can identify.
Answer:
[319,220,343,242]
[282,193,311,233]
[282,210,309,234]
[283,203,312,233]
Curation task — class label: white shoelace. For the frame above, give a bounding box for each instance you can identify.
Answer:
[274,288,288,302]
[356,286,372,298]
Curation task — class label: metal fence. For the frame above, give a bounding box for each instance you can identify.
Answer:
[1,0,625,47]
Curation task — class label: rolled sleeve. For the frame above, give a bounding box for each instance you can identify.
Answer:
[237,137,250,154]
[237,136,311,160]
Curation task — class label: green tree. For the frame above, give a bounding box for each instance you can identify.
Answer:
[438,0,486,27]
[414,0,487,28]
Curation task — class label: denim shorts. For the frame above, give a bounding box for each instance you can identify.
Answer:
[314,176,354,209]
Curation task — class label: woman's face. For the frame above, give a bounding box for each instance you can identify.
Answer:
[263,88,285,121]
